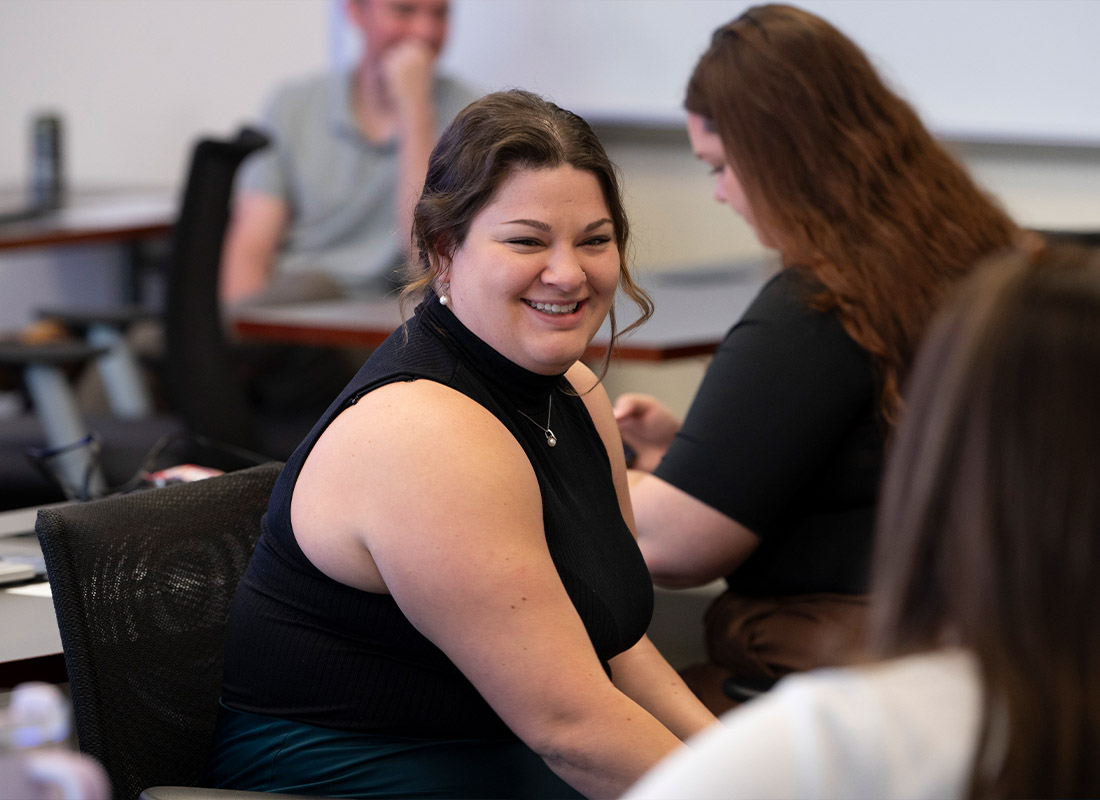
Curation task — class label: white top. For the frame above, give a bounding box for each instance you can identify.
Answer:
[624,649,980,800]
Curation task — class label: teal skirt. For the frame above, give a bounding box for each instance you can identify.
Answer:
[203,703,583,799]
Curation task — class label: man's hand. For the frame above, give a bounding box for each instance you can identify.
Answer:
[380,38,436,125]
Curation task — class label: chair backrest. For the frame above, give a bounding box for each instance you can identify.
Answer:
[162,129,269,455]
[35,461,282,800]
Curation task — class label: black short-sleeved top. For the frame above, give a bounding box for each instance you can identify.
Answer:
[219,296,653,739]
[655,268,883,596]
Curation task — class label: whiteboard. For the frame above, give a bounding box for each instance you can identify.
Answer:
[421,0,1100,146]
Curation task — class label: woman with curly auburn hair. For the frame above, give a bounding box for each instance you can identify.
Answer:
[615,3,1022,713]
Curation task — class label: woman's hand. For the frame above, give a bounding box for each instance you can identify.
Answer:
[613,393,682,473]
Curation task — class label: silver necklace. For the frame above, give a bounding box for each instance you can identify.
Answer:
[517,393,557,447]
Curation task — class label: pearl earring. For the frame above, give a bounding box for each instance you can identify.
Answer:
[438,281,451,307]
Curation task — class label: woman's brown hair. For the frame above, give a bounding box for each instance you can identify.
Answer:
[684,4,1019,425]
[870,243,1100,798]
[403,89,652,377]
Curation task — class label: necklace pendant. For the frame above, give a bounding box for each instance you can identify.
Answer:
[517,393,559,447]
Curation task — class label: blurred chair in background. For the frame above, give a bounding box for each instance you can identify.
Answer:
[0,127,314,509]
[159,128,319,464]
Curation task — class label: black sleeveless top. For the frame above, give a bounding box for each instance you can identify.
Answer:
[220,296,654,739]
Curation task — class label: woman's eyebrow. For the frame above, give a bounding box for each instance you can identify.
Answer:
[502,218,550,231]
[500,217,612,232]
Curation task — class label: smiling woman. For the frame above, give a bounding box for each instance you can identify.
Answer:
[440,165,620,376]
[202,90,713,800]
[405,88,653,377]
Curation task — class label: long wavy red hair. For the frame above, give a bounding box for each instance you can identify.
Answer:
[685,4,1020,425]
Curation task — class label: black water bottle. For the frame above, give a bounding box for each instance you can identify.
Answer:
[30,113,65,210]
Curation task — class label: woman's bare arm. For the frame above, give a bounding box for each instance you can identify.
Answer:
[292,379,692,798]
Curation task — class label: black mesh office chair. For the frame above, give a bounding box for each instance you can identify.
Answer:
[160,129,270,455]
[33,461,321,800]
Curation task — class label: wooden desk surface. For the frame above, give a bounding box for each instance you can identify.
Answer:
[0,186,175,251]
[232,261,771,363]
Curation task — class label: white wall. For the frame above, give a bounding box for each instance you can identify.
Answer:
[440,0,1100,146]
[0,0,331,189]
[5,0,1100,199]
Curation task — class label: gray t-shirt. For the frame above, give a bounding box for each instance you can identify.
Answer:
[238,69,478,295]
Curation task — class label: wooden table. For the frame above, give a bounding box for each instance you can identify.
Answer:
[231,260,771,363]
[0,186,176,303]
[0,187,175,250]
